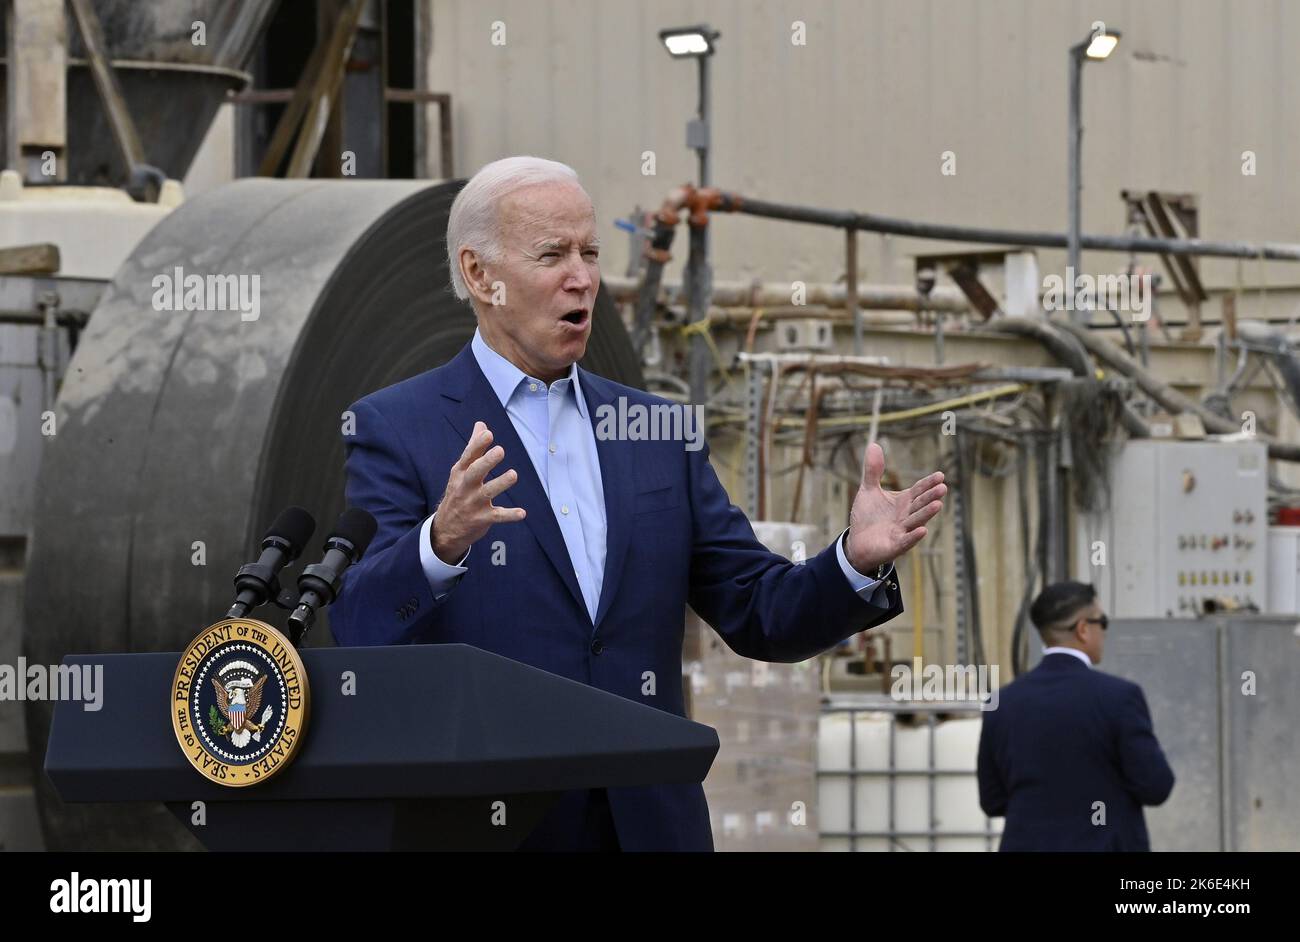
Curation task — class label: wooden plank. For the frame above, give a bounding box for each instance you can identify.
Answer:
[0,243,60,275]
[285,0,368,179]
[7,0,68,180]
[67,0,143,169]
[257,19,336,176]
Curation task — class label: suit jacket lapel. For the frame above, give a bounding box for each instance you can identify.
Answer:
[438,345,588,621]
[580,369,634,631]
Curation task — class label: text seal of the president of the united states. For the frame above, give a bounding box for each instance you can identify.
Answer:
[171,618,309,787]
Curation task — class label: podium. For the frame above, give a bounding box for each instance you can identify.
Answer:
[45,643,719,850]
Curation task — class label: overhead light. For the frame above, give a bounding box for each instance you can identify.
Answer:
[659,25,718,58]
[1085,30,1120,59]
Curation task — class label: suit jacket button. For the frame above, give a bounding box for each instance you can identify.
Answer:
[590,639,604,655]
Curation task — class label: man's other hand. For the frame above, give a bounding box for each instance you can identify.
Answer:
[431,421,527,564]
[845,441,946,574]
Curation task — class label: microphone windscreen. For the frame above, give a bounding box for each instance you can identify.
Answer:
[266,505,316,554]
[333,507,378,558]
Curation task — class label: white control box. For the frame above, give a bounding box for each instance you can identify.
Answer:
[1075,440,1269,617]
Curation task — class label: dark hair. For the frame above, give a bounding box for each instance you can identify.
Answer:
[1030,581,1097,635]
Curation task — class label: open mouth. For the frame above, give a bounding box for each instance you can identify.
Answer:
[561,309,589,326]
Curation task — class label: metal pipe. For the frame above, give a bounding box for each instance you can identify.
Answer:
[1054,414,1073,581]
[697,54,710,188]
[847,229,861,354]
[1068,47,1083,320]
[629,187,693,356]
[986,319,1152,438]
[694,306,918,328]
[689,54,712,405]
[745,366,763,518]
[602,273,971,312]
[685,222,712,405]
[711,192,1300,262]
[953,458,968,666]
[38,293,58,416]
[1055,319,1300,462]
[0,310,89,328]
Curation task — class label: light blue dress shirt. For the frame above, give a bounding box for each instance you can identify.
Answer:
[419,329,890,617]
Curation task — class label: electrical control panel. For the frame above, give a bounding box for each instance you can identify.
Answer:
[1076,440,1268,617]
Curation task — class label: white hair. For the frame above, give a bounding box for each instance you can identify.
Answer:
[445,155,589,301]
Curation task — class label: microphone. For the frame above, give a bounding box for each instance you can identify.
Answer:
[287,508,378,645]
[227,506,317,618]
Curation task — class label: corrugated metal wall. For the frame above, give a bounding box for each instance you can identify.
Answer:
[428,0,1300,304]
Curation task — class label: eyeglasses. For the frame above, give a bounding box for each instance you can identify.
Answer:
[1083,615,1109,631]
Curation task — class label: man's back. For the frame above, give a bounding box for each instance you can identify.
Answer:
[977,652,1175,851]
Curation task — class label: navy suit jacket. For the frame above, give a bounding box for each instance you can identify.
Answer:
[976,652,1175,852]
[330,343,905,850]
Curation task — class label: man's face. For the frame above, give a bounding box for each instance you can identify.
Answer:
[463,181,600,383]
[1075,599,1107,664]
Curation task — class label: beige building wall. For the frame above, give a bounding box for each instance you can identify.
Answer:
[427,0,1300,313]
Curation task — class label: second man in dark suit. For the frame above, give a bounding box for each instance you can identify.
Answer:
[977,581,1175,851]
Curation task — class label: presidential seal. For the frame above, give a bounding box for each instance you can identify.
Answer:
[171,618,309,787]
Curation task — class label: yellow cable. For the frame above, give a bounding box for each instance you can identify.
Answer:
[681,317,735,385]
[772,383,1027,428]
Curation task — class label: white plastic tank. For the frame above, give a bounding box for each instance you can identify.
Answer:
[818,700,1002,851]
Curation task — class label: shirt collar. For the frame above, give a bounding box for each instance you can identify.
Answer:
[470,327,587,418]
[1041,646,1093,668]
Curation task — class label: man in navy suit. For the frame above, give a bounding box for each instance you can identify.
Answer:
[977,581,1175,851]
[330,156,947,850]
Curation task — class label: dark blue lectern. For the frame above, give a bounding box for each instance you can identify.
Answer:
[45,643,719,850]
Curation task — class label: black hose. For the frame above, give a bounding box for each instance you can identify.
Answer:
[955,430,986,668]
[1010,433,1052,677]
[1105,303,1137,359]
[986,319,1151,438]
[631,214,680,356]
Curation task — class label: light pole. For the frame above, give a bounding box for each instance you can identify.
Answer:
[659,24,720,406]
[659,25,719,185]
[1068,25,1120,326]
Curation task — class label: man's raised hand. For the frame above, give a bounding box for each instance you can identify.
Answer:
[844,441,946,575]
[431,421,527,565]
